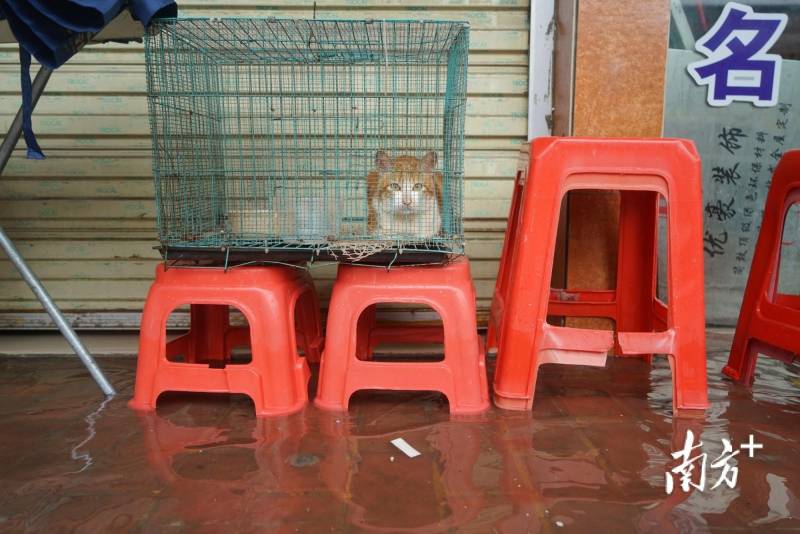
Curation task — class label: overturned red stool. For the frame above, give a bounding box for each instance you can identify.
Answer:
[129,264,323,416]
[315,257,489,414]
[491,137,708,413]
[723,150,800,385]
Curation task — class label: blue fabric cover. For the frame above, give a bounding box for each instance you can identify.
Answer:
[0,0,177,158]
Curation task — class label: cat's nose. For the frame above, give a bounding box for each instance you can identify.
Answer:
[402,197,412,206]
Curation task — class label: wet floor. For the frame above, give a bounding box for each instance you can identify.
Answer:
[1,330,799,532]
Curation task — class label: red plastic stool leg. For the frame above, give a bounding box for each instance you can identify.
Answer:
[615,191,658,359]
[187,304,230,364]
[356,304,377,360]
[294,278,324,363]
[488,171,525,352]
[131,284,174,412]
[723,337,761,385]
[242,286,310,416]
[659,177,707,409]
[165,304,229,364]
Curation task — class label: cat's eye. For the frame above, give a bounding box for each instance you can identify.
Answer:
[412,183,425,191]
[389,183,401,191]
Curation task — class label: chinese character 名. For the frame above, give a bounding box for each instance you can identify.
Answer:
[666,430,707,494]
[712,163,742,185]
[718,127,748,155]
[756,131,767,144]
[704,230,729,257]
[705,197,736,222]
[687,3,788,107]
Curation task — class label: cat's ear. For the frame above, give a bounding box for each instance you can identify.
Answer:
[375,150,391,172]
[421,151,437,172]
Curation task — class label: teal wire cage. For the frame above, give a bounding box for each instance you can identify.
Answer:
[145,17,469,263]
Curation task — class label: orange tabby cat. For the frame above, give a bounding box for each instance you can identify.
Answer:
[367,150,443,239]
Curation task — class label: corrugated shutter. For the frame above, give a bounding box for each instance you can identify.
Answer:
[0,0,529,329]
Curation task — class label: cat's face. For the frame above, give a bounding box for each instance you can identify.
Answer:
[370,150,441,216]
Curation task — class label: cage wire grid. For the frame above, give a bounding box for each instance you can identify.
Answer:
[145,17,469,262]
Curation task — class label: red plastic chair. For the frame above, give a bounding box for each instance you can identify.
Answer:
[491,137,709,413]
[315,257,490,414]
[129,265,323,416]
[723,150,800,385]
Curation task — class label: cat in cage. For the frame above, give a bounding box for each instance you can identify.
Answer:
[367,150,443,240]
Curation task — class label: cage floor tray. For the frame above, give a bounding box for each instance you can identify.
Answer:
[159,245,456,266]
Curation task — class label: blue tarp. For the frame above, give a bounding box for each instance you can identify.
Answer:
[0,0,177,159]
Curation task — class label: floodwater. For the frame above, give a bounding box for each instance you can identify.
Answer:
[1,331,799,532]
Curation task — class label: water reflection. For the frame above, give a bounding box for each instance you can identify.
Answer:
[0,346,799,531]
[136,398,486,532]
[317,413,485,532]
[136,402,318,528]
[69,395,114,473]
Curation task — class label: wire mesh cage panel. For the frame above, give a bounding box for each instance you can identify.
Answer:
[145,17,469,262]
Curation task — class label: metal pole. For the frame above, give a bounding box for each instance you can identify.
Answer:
[0,230,116,396]
[0,64,116,397]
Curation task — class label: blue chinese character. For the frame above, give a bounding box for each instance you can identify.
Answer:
[688,2,788,107]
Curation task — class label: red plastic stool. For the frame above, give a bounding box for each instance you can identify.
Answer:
[723,150,800,385]
[315,257,489,414]
[129,265,323,416]
[488,146,665,357]
[491,137,709,413]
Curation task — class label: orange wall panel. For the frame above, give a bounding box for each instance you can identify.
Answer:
[567,0,670,295]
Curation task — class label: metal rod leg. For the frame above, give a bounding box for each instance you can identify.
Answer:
[0,228,115,396]
[0,64,115,397]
